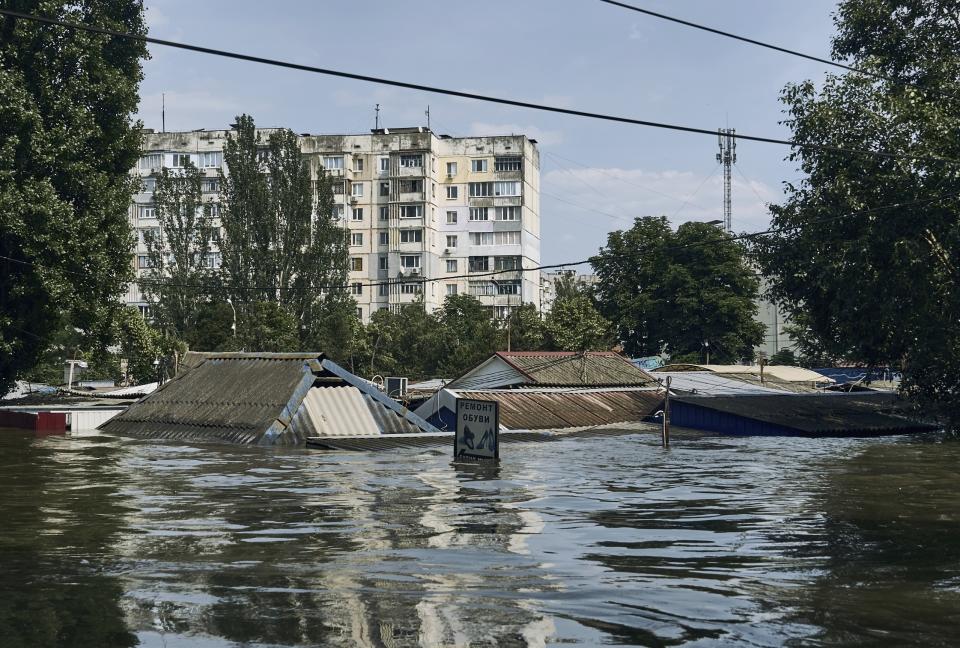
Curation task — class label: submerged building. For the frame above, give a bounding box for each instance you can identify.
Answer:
[127,127,541,322]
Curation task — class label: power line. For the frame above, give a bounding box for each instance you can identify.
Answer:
[5,190,957,296]
[0,7,957,167]
[596,0,950,99]
[672,164,721,219]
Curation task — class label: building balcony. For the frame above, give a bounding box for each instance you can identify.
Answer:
[493,170,523,181]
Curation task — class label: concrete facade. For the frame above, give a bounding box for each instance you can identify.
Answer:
[127,127,541,322]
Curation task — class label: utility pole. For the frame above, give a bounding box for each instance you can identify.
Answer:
[162,93,166,133]
[425,105,430,131]
[716,128,736,232]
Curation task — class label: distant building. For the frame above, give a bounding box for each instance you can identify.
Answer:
[754,276,795,359]
[539,270,598,313]
[127,127,541,322]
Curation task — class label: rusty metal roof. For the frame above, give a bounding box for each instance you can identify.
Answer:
[454,388,663,430]
[494,352,654,387]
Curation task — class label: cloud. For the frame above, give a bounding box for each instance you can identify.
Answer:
[628,23,646,41]
[468,122,563,146]
[537,164,780,264]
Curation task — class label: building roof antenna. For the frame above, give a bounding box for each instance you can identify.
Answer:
[374,103,380,130]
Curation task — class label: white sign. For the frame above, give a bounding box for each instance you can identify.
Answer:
[455,398,499,461]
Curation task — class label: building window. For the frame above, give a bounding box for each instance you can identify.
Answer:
[137,255,152,269]
[379,231,389,245]
[471,159,488,172]
[496,206,520,221]
[352,182,364,198]
[379,255,388,270]
[469,207,489,221]
[201,178,219,193]
[379,156,390,172]
[379,181,389,197]
[493,181,521,197]
[350,257,363,271]
[350,233,363,246]
[495,255,521,271]
[399,179,423,193]
[494,306,513,320]
[399,205,423,219]
[469,256,489,272]
[323,155,344,170]
[400,283,422,294]
[494,156,522,172]
[138,205,156,220]
[171,153,192,168]
[354,157,364,172]
[379,283,389,296]
[446,235,458,248]
[468,281,496,296]
[331,181,345,195]
[400,255,421,269]
[446,259,457,272]
[400,229,423,243]
[446,211,458,224]
[139,153,162,170]
[350,282,363,295]
[471,231,521,246]
[142,177,157,192]
[379,206,389,220]
[446,161,458,176]
[446,186,458,200]
[399,154,423,168]
[497,280,521,295]
[446,284,458,296]
[204,252,222,269]
[332,205,345,220]
[139,227,160,244]
[352,207,364,221]
[201,152,222,168]
[469,182,493,197]
[356,307,363,319]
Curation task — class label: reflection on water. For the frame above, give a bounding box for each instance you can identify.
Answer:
[0,428,957,646]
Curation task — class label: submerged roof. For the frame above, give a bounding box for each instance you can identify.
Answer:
[672,392,934,435]
[649,371,784,396]
[100,353,436,445]
[658,364,833,383]
[450,352,653,389]
[454,388,663,430]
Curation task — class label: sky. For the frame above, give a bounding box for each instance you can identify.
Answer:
[138,0,840,265]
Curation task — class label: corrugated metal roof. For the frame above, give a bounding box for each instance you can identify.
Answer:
[672,392,935,435]
[295,386,381,436]
[454,388,663,429]
[648,371,785,396]
[658,364,833,383]
[100,355,316,445]
[495,352,653,387]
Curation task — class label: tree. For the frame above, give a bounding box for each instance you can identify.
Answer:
[769,348,798,366]
[545,287,615,352]
[141,162,212,338]
[0,1,147,394]
[593,216,764,362]
[362,299,443,380]
[753,0,960,422]
[219,114,353,350]
[503,303,547,351]
[435,294,501,377]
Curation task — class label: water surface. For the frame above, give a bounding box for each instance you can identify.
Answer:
[1,428,958,647]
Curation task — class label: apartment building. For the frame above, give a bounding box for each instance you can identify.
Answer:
[127,126,540,322]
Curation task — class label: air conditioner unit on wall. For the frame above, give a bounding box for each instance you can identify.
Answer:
[385,376,407,398]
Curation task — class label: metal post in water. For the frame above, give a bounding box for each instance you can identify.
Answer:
[662,376,671,447]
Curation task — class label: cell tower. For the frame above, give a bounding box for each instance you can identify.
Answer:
[716,128,737,232]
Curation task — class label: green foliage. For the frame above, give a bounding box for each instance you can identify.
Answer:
[503,303,547,351]
[769,348,798,366]
[592,216,764,363]
[435,294,502,376]
[183,301,235,352]
[545,288,615,352]
[753,0,960,424]
[235,302,299,352]
[142,162,213,338]
[218,114,354,352]
[0,1,147,394]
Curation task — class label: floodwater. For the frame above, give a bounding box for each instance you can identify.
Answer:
[1,429,959,647]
